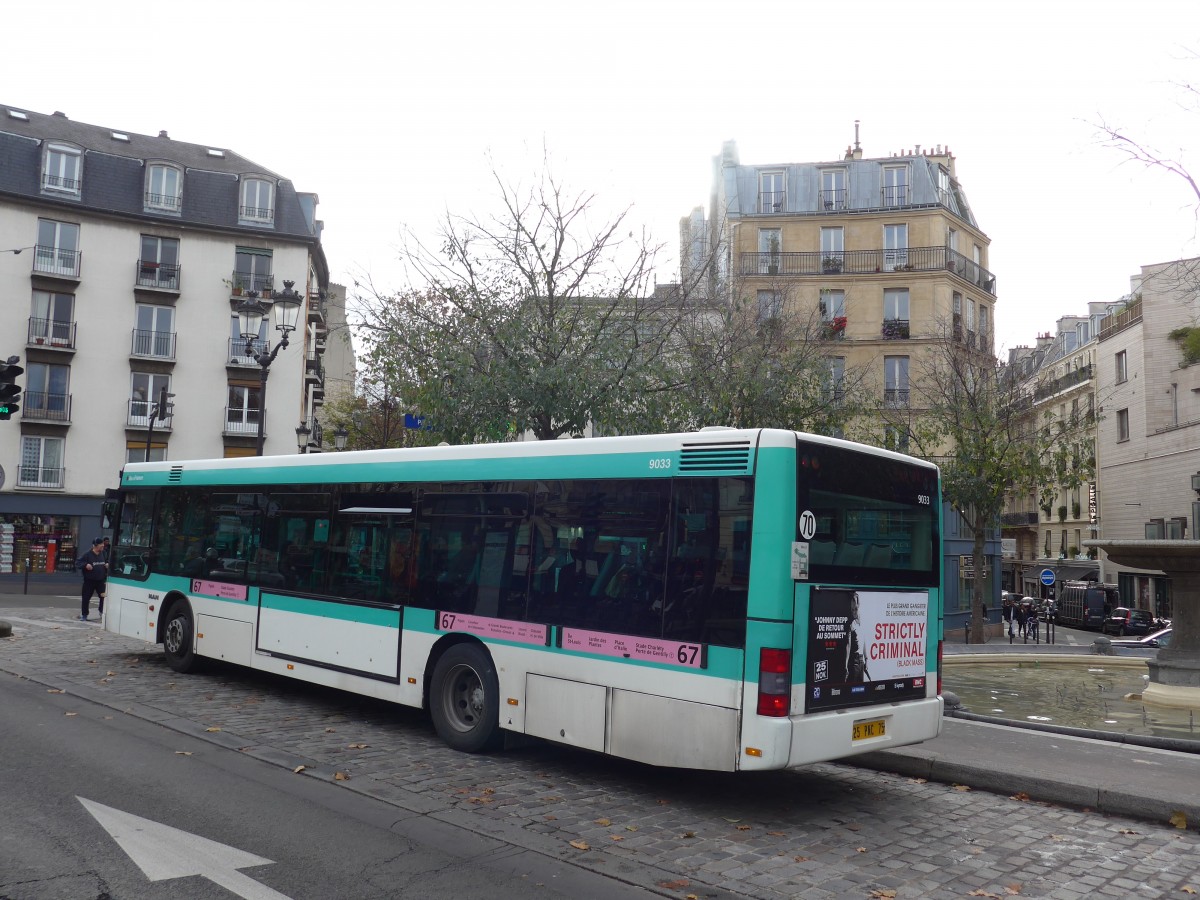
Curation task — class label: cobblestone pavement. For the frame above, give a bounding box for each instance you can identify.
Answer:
[3,610,1199,900]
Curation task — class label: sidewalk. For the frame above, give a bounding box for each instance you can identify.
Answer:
[847,628,1200,829]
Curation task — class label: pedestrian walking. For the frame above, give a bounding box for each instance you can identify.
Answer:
[77,537,108,621]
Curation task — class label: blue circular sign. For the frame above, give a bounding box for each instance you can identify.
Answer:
[1040,568,1056,586]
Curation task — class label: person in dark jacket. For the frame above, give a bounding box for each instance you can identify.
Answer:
[77,536,108,621]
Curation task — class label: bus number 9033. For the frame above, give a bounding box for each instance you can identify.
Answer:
[649,458,672,470]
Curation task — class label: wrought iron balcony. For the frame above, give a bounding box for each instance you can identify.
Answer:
[884,388,909,407]
[27,317,76,349]
[882,319,910,340]
[127,399,174,429]
[1033,363,1094,401]
[131,329,176,359]
[238,205,274,222]
[23,391,71,422]
[41,173,80,193]
[17,466,65,489]
[740,245,996,295]
[144,191,181,211]
[136,259,180,290]
[229,337,269,366]
[1001,511,1039,527]
[819,188,847,211]
[32,245,81,279]
[229,270,274,294]
[224,409,261,435]
[759,190,786,213]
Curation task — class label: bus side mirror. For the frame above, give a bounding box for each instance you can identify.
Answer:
[100,499,117,530]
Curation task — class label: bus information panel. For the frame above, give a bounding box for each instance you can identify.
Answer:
[806,588,929,713]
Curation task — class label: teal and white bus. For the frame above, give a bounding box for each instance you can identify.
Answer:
[103,428,943,771]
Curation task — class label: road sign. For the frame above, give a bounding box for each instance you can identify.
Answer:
[1040,568,1056,586]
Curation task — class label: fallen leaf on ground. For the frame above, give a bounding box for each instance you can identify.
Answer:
[1118,828,1139,835]
[174,751,192,756]
[334,771,349,781]
[595,818,611,826]
[347,743,368,749]
[656,879,689,890]
[625,825,639,831]
[682,831,696,838]
[205,726,221,732]
[569,839,590,850]
[47,689,64,693]
[1010,792,1030,802]
[953,784,972,792]
[966,891,1001,899]
[869,890,898,899]
[324,727,336,733]
[545,815,557,821]
[767,831,785,836]
[735,825,751,831]
[293,765,306,773]
[609,835,624,842]
[1004,885,1022,895]
[855,847,867,853]
[1170,811,1188,830]
[908,777,927,783]
[65,712,77,717]
[794,855,810,862]
[1180,887,1196,895]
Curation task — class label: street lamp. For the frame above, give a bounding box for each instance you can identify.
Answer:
[334,426,349,451]
[295,421,311,453]
[236,280,303,456]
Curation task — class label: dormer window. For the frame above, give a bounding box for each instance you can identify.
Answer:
[145,163,182,212]
[239,178,274,225]
[42,143,81,195]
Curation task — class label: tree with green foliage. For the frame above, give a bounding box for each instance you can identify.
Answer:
[903,332,1095,643]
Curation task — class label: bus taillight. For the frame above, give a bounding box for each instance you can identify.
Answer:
[757,648,791,717]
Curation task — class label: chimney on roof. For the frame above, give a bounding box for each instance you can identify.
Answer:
[52,111,67,118]
[158,130,169,139]
[852,120,862,159]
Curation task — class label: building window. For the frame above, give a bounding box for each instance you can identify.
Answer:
[883,223,908,270]
[759,170,785,213]
[145,164,182,211]
[819,168,846,210]
[1115,350,1127,384]
[26,362,71,420]
[130,373,171,426]
[234,247,273,293]
[227,384,261,434]
[239,178,274,223]
[19,436,64,488]
[42,143,81,195]
[757,229,781,275]
[882,165,908,207]
[820,227,844,272]
[756,290,781,322]
[1116,407,1129,442]
[133,304,176,358]
[978,305,989,344]
[29,290,74,346]
[1170,383,1179,428]
[127,443,167,464]
[820,289,845,320]
[883,425,910,453]
[883,288,909,340]
[827,357,845,403]
[138,235,180,289]
[884,355,909,406]
[34,219,80,278]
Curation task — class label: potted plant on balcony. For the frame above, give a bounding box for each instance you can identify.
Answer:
[822,316,847,340]
[1057,505,1067,523]
[881,319,910,340]
[222,277,243,296]
[821,256,842,274]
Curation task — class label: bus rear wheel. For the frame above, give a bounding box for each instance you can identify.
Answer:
[430,644,501,753]
[163,600,199,674]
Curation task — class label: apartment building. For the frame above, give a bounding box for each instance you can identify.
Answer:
[1001,304,1112,597]
[0,105,341,578]
[1094,258,1200,618]
[682,136,1000,619]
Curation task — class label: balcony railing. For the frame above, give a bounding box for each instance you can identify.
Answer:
[1098,299,1142,341]
[127,399,174,429]
[41,173,80,193]
[758,190,786,213]
[136,259,181,290]
[230,270,274,294]
[27,317,76,349]
[881,318,910,340]
[819,188,847,211]
[1001,511,1040,527]
[740,245,997,295]
[884,388,909,407]
[229,337,268,366]
[17,466,65,488]
[238,205,274,222]
[1033,363,1094,401]
[224,409,261,435]
[144,191,182,211]
[23,392,72,422]
[131,329,177,359]
[882,185,909,207]
[32,245,81,278]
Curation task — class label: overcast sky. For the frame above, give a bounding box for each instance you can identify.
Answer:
[4,0,1198,354]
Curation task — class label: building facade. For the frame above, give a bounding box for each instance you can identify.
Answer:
[0,104,340,580]
[1094,258,1200,617]
[683,137,1001,621]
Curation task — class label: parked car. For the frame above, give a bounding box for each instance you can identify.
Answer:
[1101,607,1155,636]
[1109,627,1172,649]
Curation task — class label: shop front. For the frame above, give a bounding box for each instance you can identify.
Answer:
[0,490,104,590]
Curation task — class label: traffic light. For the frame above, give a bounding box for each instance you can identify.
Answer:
[0,356,22,421]
[156,385,175,422]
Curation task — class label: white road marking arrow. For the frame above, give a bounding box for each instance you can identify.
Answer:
[78,797,293,900]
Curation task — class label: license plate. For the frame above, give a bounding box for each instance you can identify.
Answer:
[852,719,885,740]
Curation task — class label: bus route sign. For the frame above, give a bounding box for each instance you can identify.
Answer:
[1040,568,1055,586]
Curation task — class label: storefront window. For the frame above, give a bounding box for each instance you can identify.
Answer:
[0,514,79,574]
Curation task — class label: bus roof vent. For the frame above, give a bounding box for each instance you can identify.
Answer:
[679,439,753,474]
[168,465,184,482]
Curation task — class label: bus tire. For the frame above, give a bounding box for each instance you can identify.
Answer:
[429,643,501,753]
[163,600,199,674]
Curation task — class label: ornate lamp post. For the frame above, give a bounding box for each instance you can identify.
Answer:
[334,426,349,451]
[295,421,311,453]
[236,280,303,456]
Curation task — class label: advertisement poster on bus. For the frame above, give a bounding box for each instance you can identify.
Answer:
[806,588,929,713]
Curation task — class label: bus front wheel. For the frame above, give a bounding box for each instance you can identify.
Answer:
[430,644,501,753]
[163,601,199,674]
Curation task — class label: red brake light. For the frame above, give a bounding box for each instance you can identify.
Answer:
[757,648,791,717]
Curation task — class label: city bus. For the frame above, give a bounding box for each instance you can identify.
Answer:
[1056,580,1118,629]
[102,428,943,771]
